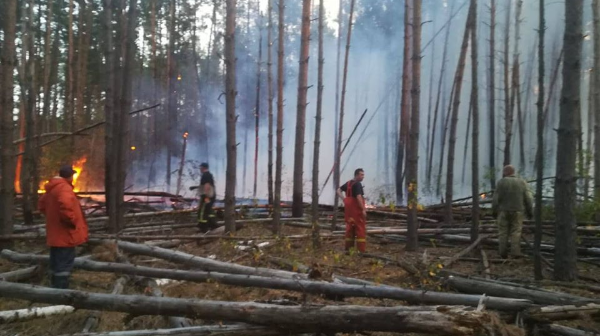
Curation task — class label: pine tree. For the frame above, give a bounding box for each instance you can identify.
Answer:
[224,0,238,233]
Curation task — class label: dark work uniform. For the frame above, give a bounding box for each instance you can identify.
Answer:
[198,171,217,232]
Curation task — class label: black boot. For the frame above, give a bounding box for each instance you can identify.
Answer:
[51,275,70,289]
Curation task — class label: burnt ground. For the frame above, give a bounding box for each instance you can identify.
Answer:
[0,220,599,336]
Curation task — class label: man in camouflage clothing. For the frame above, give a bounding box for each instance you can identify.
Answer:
[492,165,533,258]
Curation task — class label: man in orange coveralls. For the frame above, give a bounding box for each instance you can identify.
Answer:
[38,165,89,289]
[337,168,367,253]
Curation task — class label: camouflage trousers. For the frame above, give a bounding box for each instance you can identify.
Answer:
[497,211,523,258]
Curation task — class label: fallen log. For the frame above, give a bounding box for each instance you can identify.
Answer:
[359,253,421,276]
[0,233,336,242]
[503,279,600,294]
[446,276,597,306]
[0,281,521,335]
[525,303,600,322]
[63,325,284,336]
[141,278,192,328]
[113,241,310,280]
[480,250,491,279]
[0,305,75,323]
[0,265,40,281]
[0,250,532,311]
[538,324,598,336]
[443,235,496,268]
[82,277,128,332]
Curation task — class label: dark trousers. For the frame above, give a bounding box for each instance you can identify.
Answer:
[198,196,217,232]
[49,246,76,289]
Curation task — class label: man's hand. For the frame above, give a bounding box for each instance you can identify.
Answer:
[189,186,199,191]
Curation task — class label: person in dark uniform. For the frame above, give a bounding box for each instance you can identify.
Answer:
[190,163,217,232]
[336,168,367,253]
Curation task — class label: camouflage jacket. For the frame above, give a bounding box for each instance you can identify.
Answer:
[492,175,533,215]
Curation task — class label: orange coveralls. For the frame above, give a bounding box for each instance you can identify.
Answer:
[343,180,366,252]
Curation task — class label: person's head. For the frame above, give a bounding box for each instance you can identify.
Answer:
[354,168,365,182]
[200,162,209,174]
[503,165,516,177]
[59,165,77,183]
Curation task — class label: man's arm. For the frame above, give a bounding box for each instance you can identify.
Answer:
[336,188,345,201]
[492,182,500,217]
[357,194,366,218]
[203,183,211,197]
[523,180,533,218]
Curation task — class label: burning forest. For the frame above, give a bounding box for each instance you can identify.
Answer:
[1,0,600,335]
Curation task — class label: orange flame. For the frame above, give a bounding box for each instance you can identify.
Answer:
[480,193,487,200]
[38,157,88,194]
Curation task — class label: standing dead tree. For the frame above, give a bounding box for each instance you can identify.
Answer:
[253,12,263,199]
[396,0,412,204]
[502,0,513,167]
[267,0,274,205]
[311,0,325,248]
[488,0,497,190]
[292,0,312,217]
[594,0,600,217]
[406,0,422,251]
[444,1,476,225]
[333,0,357,229]
[273,0,285,234]
[470,0,480,243]
[224,0,237,233]
[554,0,583,281]
[512,0,525,171]
[535,0,546,281]
[0,0,17,235]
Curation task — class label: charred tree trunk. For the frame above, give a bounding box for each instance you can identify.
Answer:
[444,2,475,225]
[333,0,356,229]
[535,0,546,281]
[396,0,412,204]
[488,0,497,190]
[470,0,480,243]
[0,0,17,235]
[267,0,274,205]
[311,0,325,248]
[406,0,422,251]
[594,0,600,218]
[554,0,583,281]
[502,0,512,167]
[272,0,285,234]
[292,0,312,217]
[224,0,237,234]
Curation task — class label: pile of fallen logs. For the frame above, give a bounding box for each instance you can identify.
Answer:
[0,235,599,335]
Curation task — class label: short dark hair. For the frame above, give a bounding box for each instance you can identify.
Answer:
[200,162,209,169]
[354,168,364,176]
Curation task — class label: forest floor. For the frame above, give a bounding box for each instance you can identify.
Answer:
[0,213,599,336]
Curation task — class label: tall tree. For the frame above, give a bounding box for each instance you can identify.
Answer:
[406,0,422,251]
[41,0,55,134]
[502,0,512,167]
[224,0,237,233]
[273,0,285,234]
[67,0,75,150]
[103,0,117,232]
[267,0,274,205]
[165,0,177,192]
[396,0,412,204]
[333,0,356,229]
[333,0,343,178]
[0,0,17,235]
[469,0,479,243]
[311,0,325,248]
[253,10,263,199]
[595,0,600,214]
[535,0,546,280]
[292,0,312,217]
[444,0,475,225]
[555,0,583,281]
[488,0,497,190]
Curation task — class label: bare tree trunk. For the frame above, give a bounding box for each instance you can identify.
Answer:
[406,0,422,251]
[267,0,274,205]
[165,0,176,192]
[512,0,525,171]
[333,0,356,229]
[554,0,583,281]
[534,0,546,281]
[444,1,475,225]
[253,14,263,200]
[333,0,343,189]
[502,0,512,167]
[292,0,312,217]
[595,0,600,217]
[311,0,325,248]
[470,0,480,243]
[67,0,75,151]
[41,0,54,134]
[585,72,593,201]
[488,0,497,190]
[272,0,285,234]
[461,103,473,184]
[103,0,117,233]
[224,0,237,234]
[0,0,17,236]
[436,81,456,196]
[396,0,412,204]
[425,12,437,187]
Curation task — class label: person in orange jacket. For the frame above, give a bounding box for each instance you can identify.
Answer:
[38,165,89,289]
[337,168,367,253]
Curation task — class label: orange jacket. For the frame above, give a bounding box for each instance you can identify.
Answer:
[38,177,89,247]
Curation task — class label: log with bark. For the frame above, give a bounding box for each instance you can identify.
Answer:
[445,275,597,305]
[443,234,496,268]
[140,278,192,328]
[82,277,128,332]
[538,324,598,336]
[0,281,521,335]
[0,305,75,323]
[0,265,40,281]
[525,303,600,322]
[1,250,532,311]
[64,325,283,336]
